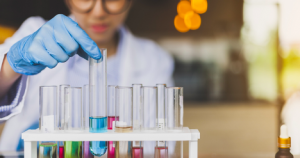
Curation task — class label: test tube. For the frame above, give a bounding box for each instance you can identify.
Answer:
[89,48,107,133]
[141,86,157,131]
[83,85,93,158]
[132,84,143,158]
[58,84,70,158]
[108,85,118,130]
[64,87,83,158]
[165,87,184,131]
[155,84,167,158]
[89,48,107,157]
[39,86,58,158]
[115,86,133,133]
[108,85,117,158]
[156,84,166,130]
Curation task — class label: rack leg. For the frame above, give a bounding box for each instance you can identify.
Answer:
[189,140,198,158]
[24,141,37,158]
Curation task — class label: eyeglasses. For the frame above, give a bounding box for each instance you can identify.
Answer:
[67,0,132,14]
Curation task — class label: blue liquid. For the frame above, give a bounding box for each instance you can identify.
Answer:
[89,116,107,133]
[89,116,107,156]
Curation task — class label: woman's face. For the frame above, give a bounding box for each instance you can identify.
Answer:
[70,0,130,45]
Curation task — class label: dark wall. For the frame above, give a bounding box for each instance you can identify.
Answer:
[0,0,243,38]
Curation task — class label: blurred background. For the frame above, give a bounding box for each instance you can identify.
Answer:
[2,0,300,157]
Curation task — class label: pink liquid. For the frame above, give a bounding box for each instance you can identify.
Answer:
[107,141,115,158]
[132,147,143,158]
[107,116,118,158]
[59,146,64,158]
[155,147,168,158]
[107,116,119,130]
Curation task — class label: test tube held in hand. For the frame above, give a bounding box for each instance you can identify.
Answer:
[89,48,108,156]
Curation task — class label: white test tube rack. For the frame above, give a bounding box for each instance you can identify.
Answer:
[22,127,200,158]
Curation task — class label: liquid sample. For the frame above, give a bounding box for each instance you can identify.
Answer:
[132,146,143,158]
[59,146,64,158]
[115,126,133,133]
[64,141,82,158]
[89,116,107,133]
[115,141,132,158]
[39,142,57,158]
[107,141,115,158]
[154,147,168,158]
[90,141,107,156]
[108,116,119,130]
[83,141,93,158]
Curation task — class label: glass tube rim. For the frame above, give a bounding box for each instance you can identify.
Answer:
[117,86,132,89]
[142,86,157,89]
[166,87,183,89]
[59,84,70,87]
[156,83,167,86]
[66,87,82,90]
[108,85,118,88]
[40,85,57,88]
[132,83,142,86]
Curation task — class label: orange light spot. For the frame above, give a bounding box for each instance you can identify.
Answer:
[177,1,193,18]
[191,0,208,14]
[184,11,201,30]
[174,15,189,33]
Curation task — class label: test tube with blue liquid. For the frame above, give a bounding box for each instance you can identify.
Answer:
[39,86,58,158]
[64,87,83,158]
[89,48,108,156]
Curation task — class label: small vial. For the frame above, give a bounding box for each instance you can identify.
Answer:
[141,86,157,131]
[39,86,58,158]
[115,86,133,133]
[165,87,184,131]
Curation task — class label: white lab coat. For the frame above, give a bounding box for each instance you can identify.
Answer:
[0,16,174,151]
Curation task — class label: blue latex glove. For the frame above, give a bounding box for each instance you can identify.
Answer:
[7,14,101,75]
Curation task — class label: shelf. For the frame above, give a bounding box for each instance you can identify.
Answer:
[22,127,200,142]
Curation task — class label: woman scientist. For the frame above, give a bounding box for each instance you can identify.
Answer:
[0,0,174,151]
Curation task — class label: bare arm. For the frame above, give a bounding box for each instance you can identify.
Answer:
[0,54,21,100]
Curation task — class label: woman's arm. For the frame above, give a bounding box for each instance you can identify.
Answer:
[0,54,21,100]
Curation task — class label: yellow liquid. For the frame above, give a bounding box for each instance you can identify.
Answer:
[115,126,133,133]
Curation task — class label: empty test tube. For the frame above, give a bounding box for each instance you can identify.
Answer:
[39,86,58,158]
[132,84,143,158]
[141,86,157,131]
[115,86,133,133]
[58,84,70,158]
[165,87,184,131]
[64,87,83,158]
[83,85,93,158]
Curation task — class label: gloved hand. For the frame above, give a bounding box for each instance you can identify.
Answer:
[7,14,101,75]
